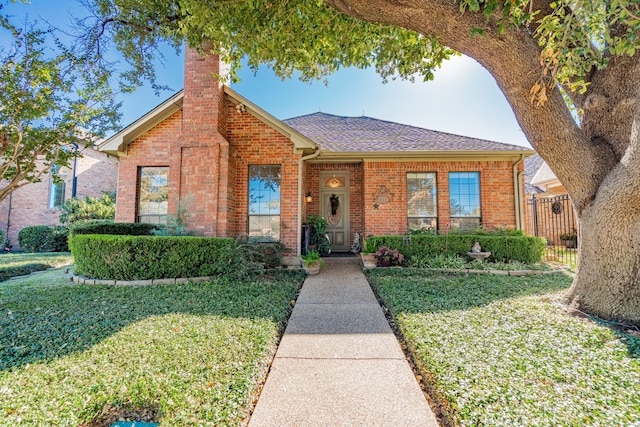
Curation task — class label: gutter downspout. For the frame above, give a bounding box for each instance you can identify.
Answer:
[297,146,321,256]
[512,154,525,230]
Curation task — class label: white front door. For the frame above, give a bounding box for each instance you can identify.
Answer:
[320,172,350,252]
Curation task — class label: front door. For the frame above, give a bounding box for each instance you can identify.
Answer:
[320,172,350,252]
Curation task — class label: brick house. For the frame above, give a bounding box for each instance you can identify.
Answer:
[0,145,118,250]
[99,48,534,255]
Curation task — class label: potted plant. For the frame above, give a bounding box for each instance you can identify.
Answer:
[560,229,577,248]
[361,236,377,269]
[302,249,325,275]
[374,246,404,267]
[306,214,331,256]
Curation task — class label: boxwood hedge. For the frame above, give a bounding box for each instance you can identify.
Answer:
[69,221,161,236]
[18,226,70,252]
[70,234,237,280]
[368,234,546,264]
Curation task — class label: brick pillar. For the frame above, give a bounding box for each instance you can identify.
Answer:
[179,47,230,236]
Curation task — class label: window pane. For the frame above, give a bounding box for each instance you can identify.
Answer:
[249,165,281,215]
[407,173,437,217]
[138,167,169,224]
[449,172,480,218]
[48,165,66,209]
[408,217,437,230]
[49,182,66,208]
[248,165,281,241]
[248,215,280,241]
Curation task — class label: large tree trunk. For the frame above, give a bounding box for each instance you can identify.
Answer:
[326,0,640,324]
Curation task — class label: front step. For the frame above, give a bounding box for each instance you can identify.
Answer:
[322,255,361,265]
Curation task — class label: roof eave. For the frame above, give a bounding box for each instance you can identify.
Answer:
[310,149,535,162]
[98,91,184,156]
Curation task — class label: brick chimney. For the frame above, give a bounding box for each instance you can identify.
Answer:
[182,46,229,142]
[178,46,230,236]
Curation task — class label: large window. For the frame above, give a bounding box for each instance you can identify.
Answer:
[449,172,481,230]
[138,167,169,224]
[407,172,437,231]
[248,165,281,241]
[48,165,66,209]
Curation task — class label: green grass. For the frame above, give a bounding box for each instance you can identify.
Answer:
[367,269,640,427]
[0,252,74,268]
[0,268,303,426]
[0,252,74,281]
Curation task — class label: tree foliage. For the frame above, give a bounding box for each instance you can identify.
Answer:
[79,0,453,86]
[0,2,119,204]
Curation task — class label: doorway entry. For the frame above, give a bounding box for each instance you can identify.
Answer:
[319,172,350,252]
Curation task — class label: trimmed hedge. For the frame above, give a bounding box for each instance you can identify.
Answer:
[69,221,161,236]
[18,226,70,252]
[368,234,546,264]
[70,234,237,280]
[0,263,52,281]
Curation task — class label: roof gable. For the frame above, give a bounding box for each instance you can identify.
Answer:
[99,87,316,156]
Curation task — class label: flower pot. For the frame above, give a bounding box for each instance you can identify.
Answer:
[379,258,392,267]
[305,263,321,276]
[361,253,377,269]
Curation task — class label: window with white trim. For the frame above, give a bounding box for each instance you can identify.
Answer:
[407,172,437,231]
[248,165,281,241]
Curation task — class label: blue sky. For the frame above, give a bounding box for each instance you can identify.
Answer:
[3,0,531,147]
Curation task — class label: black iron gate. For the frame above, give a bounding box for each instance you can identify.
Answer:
[527,194,578,268]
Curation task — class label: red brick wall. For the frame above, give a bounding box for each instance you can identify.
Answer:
[362,160,521,237]
[115,111,182,224]
[226,104,301,251]
[0,148,118,250]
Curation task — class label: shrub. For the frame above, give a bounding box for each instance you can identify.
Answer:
[367,234,545,264]
[70,234,239,280]
[18,226,70,252]
[69,221,161,236]
[59,193,116,225]
[0,263,51,281]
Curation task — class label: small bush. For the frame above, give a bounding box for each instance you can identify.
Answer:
[0,263,51,281]
[59,193,116,225]
[18,226,70,252]
[367,234,545,264]
[71,234,239,280]
[69,221,161,236]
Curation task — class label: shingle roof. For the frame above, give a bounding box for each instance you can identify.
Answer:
[283,112,529,153]
[524,153,545,194]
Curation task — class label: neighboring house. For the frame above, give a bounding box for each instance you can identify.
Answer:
[525,153,568,197]
[0,145,118,250]
[524,153,577,247]
[99,48,534,255]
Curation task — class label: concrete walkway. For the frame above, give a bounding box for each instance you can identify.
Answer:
[248,260,439,426]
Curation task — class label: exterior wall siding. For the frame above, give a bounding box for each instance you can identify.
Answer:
[362,160,521,237]
[226,104,301,252]
[115,111,182,224]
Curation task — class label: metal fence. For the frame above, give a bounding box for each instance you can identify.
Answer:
[526,194,578,268]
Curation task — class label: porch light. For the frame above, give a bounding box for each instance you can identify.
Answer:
[305,192,313,203]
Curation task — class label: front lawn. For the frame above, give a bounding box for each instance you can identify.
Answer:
[0,268,303,426]
[0,252,74,281]
[368,269,640,427]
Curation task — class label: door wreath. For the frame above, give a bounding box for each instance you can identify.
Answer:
[329,194,340,216]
